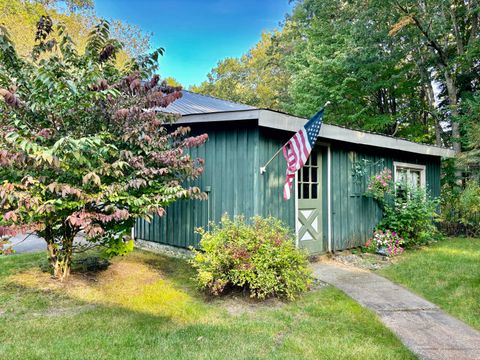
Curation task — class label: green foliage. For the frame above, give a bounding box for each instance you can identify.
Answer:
[457,93,480,180]
[379,186,440,246]
[191,215,312,300]
[441,181,480,237]
[194,0,479,149]
[365,169,439,246]
[0,0,151,68]
[0,19,207,279]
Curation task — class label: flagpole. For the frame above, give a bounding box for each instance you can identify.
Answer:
[260,101,330,175]
[260,145,287,174]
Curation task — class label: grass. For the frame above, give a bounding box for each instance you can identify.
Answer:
[0,250,415,360]
[379,237,480,330]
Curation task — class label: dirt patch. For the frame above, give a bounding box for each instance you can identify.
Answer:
[330,251,394,270]
[219,294,287,316]
[211,278,328,316]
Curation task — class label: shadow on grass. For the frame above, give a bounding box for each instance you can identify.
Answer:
[3,250,212,324]
[0,250,418,359]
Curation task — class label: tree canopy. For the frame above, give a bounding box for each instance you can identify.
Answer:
[0,0,152,68]
[0,17,207,279]
[193,0,479,152]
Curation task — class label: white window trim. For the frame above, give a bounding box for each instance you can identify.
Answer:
[393,161,426,188]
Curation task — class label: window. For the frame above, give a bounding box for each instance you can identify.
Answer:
[297,150,319,199]
[393,162,426,190]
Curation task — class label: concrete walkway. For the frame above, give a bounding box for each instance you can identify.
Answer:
[8,233,47,254]
[312,262,480,360]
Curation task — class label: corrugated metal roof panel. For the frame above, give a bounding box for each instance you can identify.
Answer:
[157,90,256,115]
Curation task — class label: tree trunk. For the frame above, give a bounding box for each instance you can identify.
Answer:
[46,236,74,281]
[443,70,462,154]
[54,236,74,281]
[435,121,443,147]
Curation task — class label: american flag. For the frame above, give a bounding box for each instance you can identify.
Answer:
[282,109,324,200]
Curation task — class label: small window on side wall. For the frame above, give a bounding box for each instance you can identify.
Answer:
[393,162,426,193]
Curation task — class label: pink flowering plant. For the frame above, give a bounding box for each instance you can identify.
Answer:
[365,168,393,202]
[368,229,404,257]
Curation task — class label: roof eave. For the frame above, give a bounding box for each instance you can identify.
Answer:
[257,110,455,158]
[177,109,456,158]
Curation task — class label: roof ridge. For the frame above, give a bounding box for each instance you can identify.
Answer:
[184,90,256,109]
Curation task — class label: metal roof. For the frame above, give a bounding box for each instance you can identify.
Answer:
[158,90,256,115]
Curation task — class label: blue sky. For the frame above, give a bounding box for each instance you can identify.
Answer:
[94,0,293,87]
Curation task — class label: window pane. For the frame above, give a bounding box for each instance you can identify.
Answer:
[311,152,318,166]
[311,184,318,199]
[312,167,318,183]
[302,167,309,182]
[409,170,420,189]
[297,183,302,199]
[397,169,408,184]
[303,184,309,199]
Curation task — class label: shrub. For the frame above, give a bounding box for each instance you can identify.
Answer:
[440,181,480,237]
[365,169,440,246]
[191,215,312,300]
[379,186,440,246]
[457,181,480,235]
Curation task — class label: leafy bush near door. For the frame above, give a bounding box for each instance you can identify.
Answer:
[379,187,440,246]
[191,215,312,300]
[365,169,440,247]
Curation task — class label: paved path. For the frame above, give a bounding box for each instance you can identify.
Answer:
[7,234,88,254]
[312,262,480,360]
[8,233,46,254]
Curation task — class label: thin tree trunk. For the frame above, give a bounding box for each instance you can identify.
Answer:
[44,223,75,281]
[443,70,462,154]
[449,4,465,55]
[53,236,74,281]
[435,121,443,147]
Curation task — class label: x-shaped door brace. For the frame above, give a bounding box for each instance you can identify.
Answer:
[298,209,320,241]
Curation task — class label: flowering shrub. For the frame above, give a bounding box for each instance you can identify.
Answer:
[368,230,404,256]
[365,169,439,246]
[380,186,440,246]
[365,168,393,201]
[191,215,312,300]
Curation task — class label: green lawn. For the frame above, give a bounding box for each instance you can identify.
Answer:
[379,237,480,330]
[0,250,415,360]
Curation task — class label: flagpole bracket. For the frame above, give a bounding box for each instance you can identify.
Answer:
[260,166,267,175]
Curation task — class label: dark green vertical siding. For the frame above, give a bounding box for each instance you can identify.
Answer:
[329,141,442,251]
[135,121,261,248]
[257,128,296,230]
[135,121,443,252]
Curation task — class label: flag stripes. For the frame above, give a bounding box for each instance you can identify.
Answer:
[282,110,324,200]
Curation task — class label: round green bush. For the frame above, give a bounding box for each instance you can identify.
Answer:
[191,215,312,300]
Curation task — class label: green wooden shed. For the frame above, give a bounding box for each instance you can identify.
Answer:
[135,91,455,254]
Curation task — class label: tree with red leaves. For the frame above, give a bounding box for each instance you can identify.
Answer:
[0,18,208,280]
